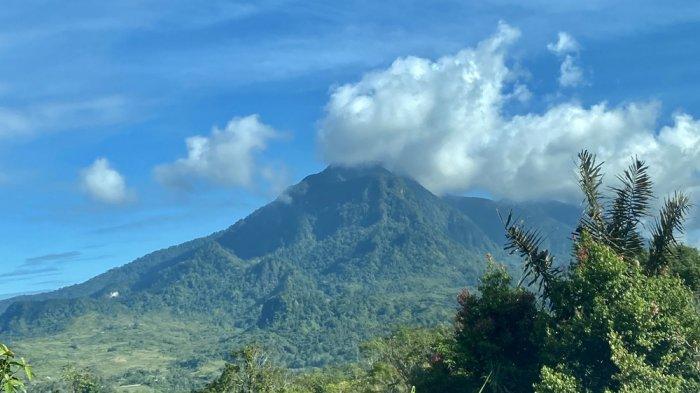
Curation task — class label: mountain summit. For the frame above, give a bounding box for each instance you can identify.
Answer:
[0,165,579,376]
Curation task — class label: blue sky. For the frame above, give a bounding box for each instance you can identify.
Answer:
[2,1,700,297]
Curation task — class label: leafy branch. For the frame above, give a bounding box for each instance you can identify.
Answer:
[0,343,33,393]
[503,149,691,303]
[647,192,692,275]
[500,211,560,300]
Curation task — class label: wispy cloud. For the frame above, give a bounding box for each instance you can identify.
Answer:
[1,1,696,131]
[2,266,63,280]
[89,215,183,235]
[25,251,82,265]
[0,107,31,137]
[1,250,112,282]
[2,251,83,280]
[0,96,132,139]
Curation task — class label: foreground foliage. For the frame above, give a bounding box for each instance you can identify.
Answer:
[535,236,700,392]
[0,343,32,393]
[196,327,451,393]
[195,239,698,393]
[197,235,699,393]
[452,260,544,392]
[198,346,288,393]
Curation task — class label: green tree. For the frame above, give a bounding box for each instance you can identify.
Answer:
[502,151,700,392]
[60,365,111,393]
[451,262,545,393]
[0,343,32,393]
[360,327,451,393]
[200,329,450,393]
[540,236,700,392]
[504,151,691,300]
[290,366,367,393]
[668,245,700,304]
[197,345,289,393]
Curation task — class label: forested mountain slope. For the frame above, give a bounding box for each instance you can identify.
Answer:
[0,165,579,378]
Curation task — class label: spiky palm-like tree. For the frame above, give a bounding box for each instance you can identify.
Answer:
[503,150,691,300]
[647,192,692,275]
[501,211,559,301]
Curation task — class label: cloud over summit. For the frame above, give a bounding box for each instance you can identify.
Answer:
[318,23,700,206]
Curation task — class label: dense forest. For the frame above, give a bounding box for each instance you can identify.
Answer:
[2,151,699,392]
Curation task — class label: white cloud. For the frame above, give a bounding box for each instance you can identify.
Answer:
[318,23,700,209]
[80,158,130,204]
[558,55,584,87]
[154,114,279,190]
[547,32,584,87]
[547,32,580,55]
[0,96,131,138]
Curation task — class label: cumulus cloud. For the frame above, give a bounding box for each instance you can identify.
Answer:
[318,23,700,209]
[155,114,280,190]
[80,158,130,204]
[547,32,580,55]
[547,32,584,87]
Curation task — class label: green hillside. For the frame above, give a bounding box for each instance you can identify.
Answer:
[0,165,579,391]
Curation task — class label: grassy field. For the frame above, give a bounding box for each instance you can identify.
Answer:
[9,312,231,391]
[6,285,465,391]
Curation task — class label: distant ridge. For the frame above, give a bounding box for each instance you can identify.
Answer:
[0,290,47,301]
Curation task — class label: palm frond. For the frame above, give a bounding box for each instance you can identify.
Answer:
[647,192,691,274]
[574,150,609,245]
[500,210,559,300]
[577,150,605,225]
[606,157,653,258]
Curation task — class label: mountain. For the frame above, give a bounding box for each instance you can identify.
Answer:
[0,165,579,388]
[443,196,580,260]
